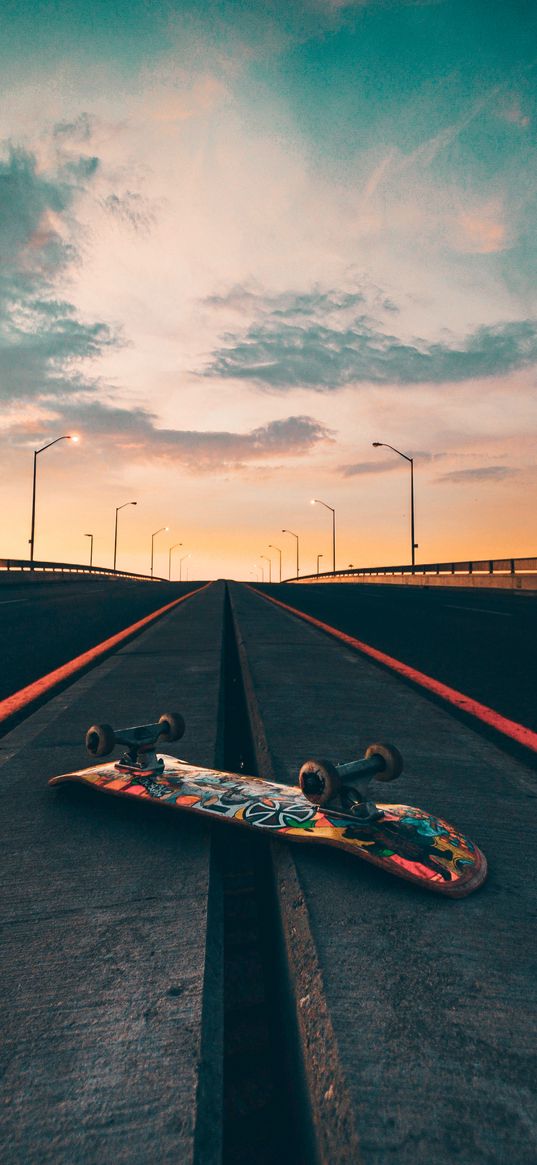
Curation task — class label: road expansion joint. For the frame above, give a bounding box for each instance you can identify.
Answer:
[227,582,363,1165]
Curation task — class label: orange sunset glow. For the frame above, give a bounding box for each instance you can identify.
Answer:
[1,2,536,578]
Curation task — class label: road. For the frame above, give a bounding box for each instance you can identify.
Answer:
[259,582,537,733]
[2,580,536,1164]
[0,577,204,702]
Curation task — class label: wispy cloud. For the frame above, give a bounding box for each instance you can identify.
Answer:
[436,465,518,484]
[339,459,400,477]
[202,284,537,390]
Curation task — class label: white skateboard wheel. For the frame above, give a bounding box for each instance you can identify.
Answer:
[85,723,115,757]
[365,742,403,782]
[158,712,186,742]
[299,759,341,806]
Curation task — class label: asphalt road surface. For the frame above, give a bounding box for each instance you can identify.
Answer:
[259,582,537,734]
[0,577,204,703]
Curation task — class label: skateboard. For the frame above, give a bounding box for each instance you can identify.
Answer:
[49,713,487,897]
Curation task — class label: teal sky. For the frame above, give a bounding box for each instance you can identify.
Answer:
[1,1,537,576]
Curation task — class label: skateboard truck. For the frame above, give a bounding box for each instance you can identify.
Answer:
[298,743,403,824]
[85,713,185,777]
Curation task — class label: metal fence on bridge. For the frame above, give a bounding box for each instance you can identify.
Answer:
[0,557,164,582]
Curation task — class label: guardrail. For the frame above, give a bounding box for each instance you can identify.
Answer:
[0,558,164,582]
[285,555,537,583]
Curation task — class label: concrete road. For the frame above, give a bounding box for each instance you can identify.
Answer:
[230,582,537,1165]
[0,578,204,702]
[260,583,537,732]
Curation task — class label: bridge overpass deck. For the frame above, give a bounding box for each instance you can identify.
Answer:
[1,581,535,1164]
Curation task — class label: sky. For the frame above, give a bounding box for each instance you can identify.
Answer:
[1,0,537,579]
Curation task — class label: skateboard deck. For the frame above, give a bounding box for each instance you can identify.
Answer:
[50,756,487,897]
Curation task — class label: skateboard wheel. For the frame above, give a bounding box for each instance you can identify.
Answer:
[365,742,403,782]
[299,759,341,806]
[158,712,186,742]
[85,723,115,757]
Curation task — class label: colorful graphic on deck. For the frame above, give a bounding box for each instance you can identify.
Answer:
[49,757,486,896]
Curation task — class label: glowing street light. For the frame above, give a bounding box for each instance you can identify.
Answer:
[168,541,182,580]
[311,498,336,573]
[282,529,299,578]
[372,442,417,567]
[151,526,169,578]
[268,544,282,583]
[29,434,79,563]
[114,501,137,571]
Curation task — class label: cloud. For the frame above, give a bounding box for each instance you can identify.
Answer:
[24,401,333,471]
[201,285,537,389]
[339,449,440,476]
[0,143,122,400]
[436,466,518,484]
[101,191,156,232]
[339,459,400,477]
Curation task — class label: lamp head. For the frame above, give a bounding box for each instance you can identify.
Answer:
[69,434,80,443]
[372,442,381,447]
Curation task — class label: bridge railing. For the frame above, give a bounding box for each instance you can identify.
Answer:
[284,555,537,583]
[0,558,164,582]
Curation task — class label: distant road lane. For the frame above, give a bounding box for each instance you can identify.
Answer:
[0,578,204,703]
[260,583,537,734]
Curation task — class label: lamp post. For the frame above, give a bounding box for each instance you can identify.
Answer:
[311,499,336,573]
[261,554,272,583]
[114,501,137,570]
[317,553,323,575]
[85,533,94,568]
[372,442,417,567]
[282,529,299,578]
[179,553,190,581]
[168,542,182,580]
[29,434,79,563]
[151,526,168,578]
[268,544,282,583]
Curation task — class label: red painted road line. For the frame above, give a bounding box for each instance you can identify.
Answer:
[251,587,537,755]
[0,582,212,728]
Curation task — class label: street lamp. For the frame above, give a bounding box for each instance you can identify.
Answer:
[29,434,79,563]
[282,529,299,578]
[317,553,323,575]
[179,553,190,581]
[268,544,282,583]
[168,542,182,580]
[85,533,94,568]
[261,554,272,583]
[114,501,137,570]
[311,499,336,573]
[151,526,169,578]
[372,442,417,567]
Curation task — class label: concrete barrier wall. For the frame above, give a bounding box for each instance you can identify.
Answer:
[288,572,537,591]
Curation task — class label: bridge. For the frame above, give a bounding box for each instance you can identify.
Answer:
[1,573,536,1164]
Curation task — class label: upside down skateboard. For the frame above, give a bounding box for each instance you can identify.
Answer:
[49,712,487,897]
